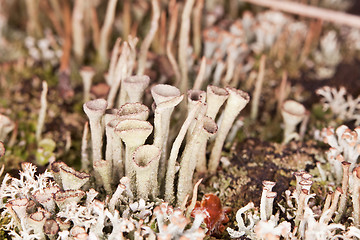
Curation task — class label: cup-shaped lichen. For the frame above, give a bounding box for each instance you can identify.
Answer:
[209,87,249,173]
[83,99,108,164]
[132,145,161,200]
[122,75,150,103]
[115,119,153,177]
[281,100,306,144]
[118,102,150,121]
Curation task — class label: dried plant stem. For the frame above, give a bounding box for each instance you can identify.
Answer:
[193,57,206,90]
[124,36,138,78]
[186,178,202,218]
[65,131,71,153]
[122,0,131,41]
[90,5,100,50]
[72,0,85,62]
[108,42,129,109]
[59,0,71,72]
[224,51,236,85]
[130,23,139,37]
[36,81,48,142]
[98,0,119,66]
[40,0,64,37]
[8,121,18,148]
[192,0,204,58]
[277,71,287,114]
[180,195,190,212]
[137,0,160,75]
[49,0,63,26]
[108,38,122,86]
[117,49,131,107]
[158,11,167,55]
[229,0,240,19]
[25,0,41,37]
[166,2,181,85]
[58,0,74,100]
[242,0,360,28]
[226,117,244,144]
[250,55,266,120]
[300,20,322,63]
[116,37,138,108]
[323,192,333,213]
[178,0,196,93]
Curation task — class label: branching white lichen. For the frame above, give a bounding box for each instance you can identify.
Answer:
[1,163,54,201]
[317,86,360,125]
[0,161,206,239]
[313,31,342,79]
[320,125,360,181]
[227,172,354,239]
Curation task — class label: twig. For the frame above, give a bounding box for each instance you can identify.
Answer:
[223,46,237,85]
[137,0,161,75]
[108,42,130,108]
[8,121,18,147]
[241,0,360,29]
[180,195,189,212]
[40,0,64,37]
[108,38,122,86]
[58,0,74,100]
[277,71,288,114]
[0,164,4,176]
[65,131,72,153]
[300,20,323,63]
[178,0,196,93]
[36,81,48,142]
[250,55,266,120]
[98,0,119,66]
[193,57,206,90]
[166,1,181,85]
[192,0,204,58]
[186,178,202,218]
[59,0,72,72]
[122,0,131,41]
[49,0,64,26]
[159,11,167,55]
[25,0,42,37]
[90,4,100,50]
[125,36,139,77]
[72,0,85,62]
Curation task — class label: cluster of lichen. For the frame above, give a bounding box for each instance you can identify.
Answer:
[2,0,360,239]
